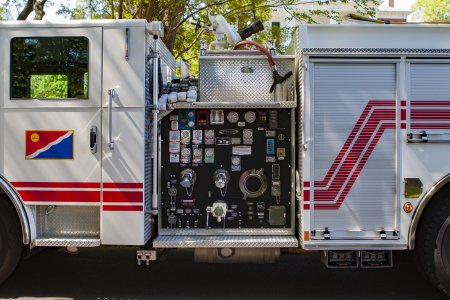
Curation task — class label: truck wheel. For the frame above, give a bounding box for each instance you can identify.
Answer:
[415,187,450,297]
[0,197,23,284]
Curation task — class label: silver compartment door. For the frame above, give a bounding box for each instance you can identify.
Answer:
[310,62,397,240]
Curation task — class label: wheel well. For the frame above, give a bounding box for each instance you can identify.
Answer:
[409,176,450,250]
[0,178,31,245]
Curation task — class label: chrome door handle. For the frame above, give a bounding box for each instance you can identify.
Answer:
[108,89,115,150]
[90,126,98,154]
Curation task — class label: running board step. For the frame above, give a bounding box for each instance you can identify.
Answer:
[322,250,393,268]
[361,250,393,268]
[32,238,101,248]
[153,236,298,248]
[322,250,359,268]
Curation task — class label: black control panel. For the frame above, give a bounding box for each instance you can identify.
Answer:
[160,109,293,230]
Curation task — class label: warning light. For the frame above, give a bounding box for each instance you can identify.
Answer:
[403,202,414,213]
[304,231,310,241]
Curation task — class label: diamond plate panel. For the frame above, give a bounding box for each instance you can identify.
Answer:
[302,48,450,55]
[170,101,297,109]
[33,206,100,239]
[199,56,295,102]
[153,235,298,248]
[33,238,100,247]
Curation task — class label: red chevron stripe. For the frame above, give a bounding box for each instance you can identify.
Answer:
[313,101,396,210]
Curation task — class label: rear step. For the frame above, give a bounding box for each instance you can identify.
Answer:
[322,250,393,268]
[322,250,359,268]
[360,250,393,268]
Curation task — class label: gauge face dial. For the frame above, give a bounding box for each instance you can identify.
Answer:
[232,156,241,166]
[227,111,239,124]
[181,130,190,138]
[181,148,191,156]
[193,130,202,139]
[205,130,214,138]
[244,111,256,123]
[243,129,253,139]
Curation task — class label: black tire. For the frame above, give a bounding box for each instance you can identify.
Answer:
[415,185,450,297]
[0,197,23,284]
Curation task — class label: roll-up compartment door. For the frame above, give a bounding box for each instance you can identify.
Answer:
[409,63,450,133]
[309,62,398,240]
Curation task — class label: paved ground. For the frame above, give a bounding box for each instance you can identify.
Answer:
[0,247,447,300]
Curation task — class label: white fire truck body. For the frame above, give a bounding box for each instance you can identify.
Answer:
[1,19,450,295]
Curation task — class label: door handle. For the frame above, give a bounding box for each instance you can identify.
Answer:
[90,126,98,154]
[108,89,115,150]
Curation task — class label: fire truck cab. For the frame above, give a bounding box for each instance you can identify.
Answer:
[1,20,450,296]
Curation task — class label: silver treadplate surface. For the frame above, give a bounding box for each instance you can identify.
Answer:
[33,238,101,248]
[153,236,298,248]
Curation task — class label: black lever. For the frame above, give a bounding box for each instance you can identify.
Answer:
[270,70,293,93]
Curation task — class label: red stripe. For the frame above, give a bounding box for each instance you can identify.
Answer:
[103,182,143,189]
[401,109,406,121]
[11,182,100,188]
[304,181,310,188]
[303,204,310,210]
[304,190,310,201]
[103,191,143,203]
[103,205,143,212]
[411,101,450,106]
[401,100,407,107]
[19,190,100,203]
[312,100,396,209]
[411,123,450,129]
[401,123,407,129]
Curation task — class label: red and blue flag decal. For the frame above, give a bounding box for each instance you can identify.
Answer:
[25,130,74,160]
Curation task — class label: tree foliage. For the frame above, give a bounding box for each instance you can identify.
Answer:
[2,0,379,74]
[56,0,378,72]
[412,0,450,22]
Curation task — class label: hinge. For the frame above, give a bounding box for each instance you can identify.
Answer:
[303,62,308,71]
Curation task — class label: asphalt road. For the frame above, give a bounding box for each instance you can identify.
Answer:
[0,247,447,300]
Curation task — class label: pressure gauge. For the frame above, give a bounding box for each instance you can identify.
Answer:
[205,130,214,139]
[227,111,239,124]
[244,111,256,123]
[243,129,253,139]
[232,156,241,166]
[181,148,191,157]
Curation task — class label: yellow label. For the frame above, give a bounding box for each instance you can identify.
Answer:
[30,133,40,143]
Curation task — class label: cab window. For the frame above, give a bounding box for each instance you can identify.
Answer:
[10,37,89,99]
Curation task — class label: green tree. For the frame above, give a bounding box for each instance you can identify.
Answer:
[412,0,450,22]
[56,0,378,73]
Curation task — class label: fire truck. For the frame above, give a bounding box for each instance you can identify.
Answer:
[1,18,450,296]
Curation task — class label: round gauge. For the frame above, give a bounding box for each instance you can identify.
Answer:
[168,214,177,225]
[188,121,195,128]
[205,130,214,138]
[181,148,191,156]
[232,156,241,166]
[193,131,202,139]
[244,111,256,123]
[181,131,190,138]
[188,111,195,117]
[243,129,253,139]
[227,111,239,124]
[278,133,285,141]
